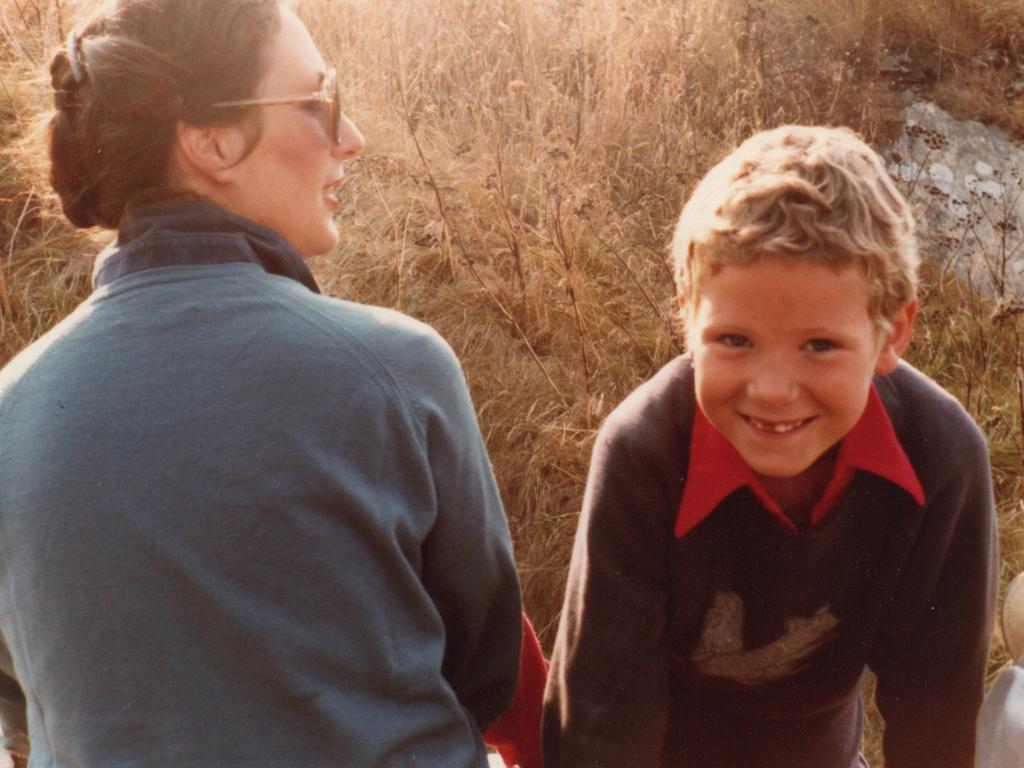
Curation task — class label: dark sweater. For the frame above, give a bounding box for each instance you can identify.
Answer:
[543,355,997,768]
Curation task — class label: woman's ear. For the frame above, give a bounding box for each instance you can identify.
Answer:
[174,121,248,187]
[874,299,918,374]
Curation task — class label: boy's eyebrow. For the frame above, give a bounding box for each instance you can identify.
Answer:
[698,317,750,328]
[700,322,859,339]
[697,325,747,340]
[799,326,860,338]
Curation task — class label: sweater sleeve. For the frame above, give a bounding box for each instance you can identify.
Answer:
[543,409,675,768]
[416,335,523,732]
[869,411,997,768]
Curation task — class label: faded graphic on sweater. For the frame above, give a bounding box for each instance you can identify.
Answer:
[690,592,839,685]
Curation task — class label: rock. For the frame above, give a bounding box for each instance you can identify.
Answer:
[882,101,1024,298]
[880,54,909,75]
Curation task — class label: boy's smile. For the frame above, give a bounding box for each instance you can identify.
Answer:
[688,256,915,509]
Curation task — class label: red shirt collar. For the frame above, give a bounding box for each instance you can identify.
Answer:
[675,384,925,538]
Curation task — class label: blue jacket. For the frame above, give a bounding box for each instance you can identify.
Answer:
[0,202,522,767]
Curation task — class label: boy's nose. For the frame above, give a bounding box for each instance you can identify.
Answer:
[746,365,799,405]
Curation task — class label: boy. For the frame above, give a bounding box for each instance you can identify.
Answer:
[543,126,997,768]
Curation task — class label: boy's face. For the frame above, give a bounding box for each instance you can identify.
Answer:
[688,256,915,492]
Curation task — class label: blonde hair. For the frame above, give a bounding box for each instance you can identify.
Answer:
[671,125,918,331]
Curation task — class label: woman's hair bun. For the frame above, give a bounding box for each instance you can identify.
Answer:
[47,0,281,230]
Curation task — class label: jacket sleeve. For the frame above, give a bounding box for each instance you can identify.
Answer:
[417,337,523,732]
[869,415,997,768]
[543,412,674,768]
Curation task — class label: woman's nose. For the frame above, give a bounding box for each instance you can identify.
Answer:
[334,113,365,161]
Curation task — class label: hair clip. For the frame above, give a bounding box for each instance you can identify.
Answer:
[66,29,84,83]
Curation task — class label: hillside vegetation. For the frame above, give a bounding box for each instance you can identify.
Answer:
[3,0,1024,759]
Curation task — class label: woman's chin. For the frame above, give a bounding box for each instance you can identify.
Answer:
[295,225,340,260]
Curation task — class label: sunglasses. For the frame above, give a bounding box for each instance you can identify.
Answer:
[211,68,341,144]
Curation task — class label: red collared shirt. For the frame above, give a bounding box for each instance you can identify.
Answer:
[675,384,925,538]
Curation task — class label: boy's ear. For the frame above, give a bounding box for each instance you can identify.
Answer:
[874,300,918,375]
[174,121,248,186]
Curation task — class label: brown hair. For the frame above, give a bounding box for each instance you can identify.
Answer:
[671,125,918,331]
[48,0,282,229]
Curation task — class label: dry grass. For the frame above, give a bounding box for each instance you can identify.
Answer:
[4,0,1024,758]
[298,0,908,634]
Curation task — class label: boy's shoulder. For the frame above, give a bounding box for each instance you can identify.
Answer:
[876,360,989,478]
[876,361,981,435]
[607,353,694,423]
[595,355,697,462]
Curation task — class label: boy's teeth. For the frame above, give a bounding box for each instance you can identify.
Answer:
[749,417,804,433]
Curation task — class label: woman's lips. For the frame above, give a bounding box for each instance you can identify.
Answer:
[323,180,341,210]
[323,174,344,205]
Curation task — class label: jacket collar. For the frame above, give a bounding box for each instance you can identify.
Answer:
[675,384,925,538]
[92,201,321,294]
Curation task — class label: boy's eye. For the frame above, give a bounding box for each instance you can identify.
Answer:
[717,333,750,348]
[301,100,326,115]
[804,338,836,353]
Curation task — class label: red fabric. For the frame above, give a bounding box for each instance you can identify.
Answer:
[483,614,548,768]
[675,384,925,539]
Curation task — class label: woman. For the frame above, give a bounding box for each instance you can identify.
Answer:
[0,1,523,765]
